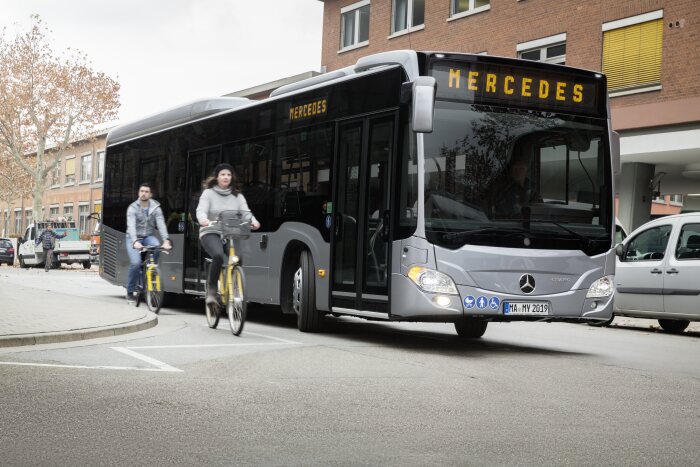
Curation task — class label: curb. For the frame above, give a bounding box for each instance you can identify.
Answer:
[0,314,158,348]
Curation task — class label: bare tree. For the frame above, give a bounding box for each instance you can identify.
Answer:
[0,15,119,222]
[0,151,33,235]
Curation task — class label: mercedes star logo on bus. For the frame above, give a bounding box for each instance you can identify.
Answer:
[519,274,536,294]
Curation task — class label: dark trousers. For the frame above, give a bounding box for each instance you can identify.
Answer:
[44,249,54,271]
[200,234,228,295]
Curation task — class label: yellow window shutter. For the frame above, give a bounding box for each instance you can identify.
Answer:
[603,18,663,91]
[66,158,75,175]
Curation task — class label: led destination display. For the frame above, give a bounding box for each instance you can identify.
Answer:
[431,60,604,116]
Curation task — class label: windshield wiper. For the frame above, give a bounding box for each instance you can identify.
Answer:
[442,226,529,242]
[528,219,607,252]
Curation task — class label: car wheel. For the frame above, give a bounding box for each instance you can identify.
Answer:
[454,318,488,338]
[82,261,91,269]
[658,319,689,333]
[19,256,27,269]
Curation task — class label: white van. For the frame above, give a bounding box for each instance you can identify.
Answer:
[614,213,700,333]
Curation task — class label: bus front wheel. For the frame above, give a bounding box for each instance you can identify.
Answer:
[293,250,323,332]
[454,318,488,338]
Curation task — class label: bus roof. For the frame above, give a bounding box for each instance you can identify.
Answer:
[107,97,251,146]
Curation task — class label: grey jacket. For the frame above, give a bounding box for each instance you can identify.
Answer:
[126,199,169,244]
[196,188,257,239]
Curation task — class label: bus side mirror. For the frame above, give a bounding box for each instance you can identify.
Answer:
[412,76,436,133]
[611,131,621,175]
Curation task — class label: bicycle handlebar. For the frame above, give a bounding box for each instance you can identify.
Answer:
[138,245,171,254]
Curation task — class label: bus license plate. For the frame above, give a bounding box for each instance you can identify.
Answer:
[503,302,550,315]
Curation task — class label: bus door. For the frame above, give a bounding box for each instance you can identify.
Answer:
[331,114,395,314]
[184,146,221,294]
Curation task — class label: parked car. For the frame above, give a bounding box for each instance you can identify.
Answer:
[614,212,700,333]
[0,237,15,265]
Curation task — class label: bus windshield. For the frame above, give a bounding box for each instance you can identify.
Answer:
[423,100,612,255]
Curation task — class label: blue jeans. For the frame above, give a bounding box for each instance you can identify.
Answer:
[126,235,161,294]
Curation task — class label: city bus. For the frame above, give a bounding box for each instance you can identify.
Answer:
[100,50,619,337]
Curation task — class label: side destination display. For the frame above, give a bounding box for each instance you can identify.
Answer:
[430,60,603,117]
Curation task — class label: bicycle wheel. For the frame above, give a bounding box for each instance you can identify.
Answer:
[227,265,246,336]
[146,268,164,314]
[204,276,220,329]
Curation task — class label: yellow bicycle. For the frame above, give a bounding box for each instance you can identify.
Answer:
[204,210,250,336]
[135,245,168,313]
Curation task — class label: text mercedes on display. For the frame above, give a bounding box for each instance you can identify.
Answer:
[99,50,618,337]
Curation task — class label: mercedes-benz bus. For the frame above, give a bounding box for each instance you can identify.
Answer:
[100,50,619,337]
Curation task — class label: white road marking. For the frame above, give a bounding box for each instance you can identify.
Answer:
[111,346,183,372]
[126,342,299,349]
[243,331,302,345]
[0,361,175,372]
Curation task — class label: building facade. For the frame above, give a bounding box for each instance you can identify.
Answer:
[318,0,700,230]
[2,134,106,238]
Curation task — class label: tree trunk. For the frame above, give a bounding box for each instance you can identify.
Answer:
[32,177,44,223]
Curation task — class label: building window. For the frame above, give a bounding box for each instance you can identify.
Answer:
[392,0,424,34]
[80,154,92,183]
[65,157,76,184]
[49,206,59,220]
[340,1,370,51]
[24,209,32,230]
[603,10,663,93]
[451,0,490,18]
[518,34,567,65]
[63,205,74,221]
[670,194,683,205]
[79,204,90,234]
[51,158,62,187]
[14,210,22,235]
[95,151,105,180]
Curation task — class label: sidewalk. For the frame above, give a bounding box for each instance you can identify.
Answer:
[0,267,157,347]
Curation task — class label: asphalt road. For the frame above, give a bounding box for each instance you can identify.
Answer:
[0,268,698,466]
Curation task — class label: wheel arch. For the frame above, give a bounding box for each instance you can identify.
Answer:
[273,223,331,314]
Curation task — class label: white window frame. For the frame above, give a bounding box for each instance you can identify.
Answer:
[448,0,490,22]
[64,155,76,186]
[669,194,683,206]
[389,0,425,39]
[339,0,370,53]
[79,152,92,184]
[95,150,105,181]
[51,157,62,188]
[517,33,567,65]
[78,202,90,234]
[63,204,74,222]
[603,10,664,98]
[49,205,60,220]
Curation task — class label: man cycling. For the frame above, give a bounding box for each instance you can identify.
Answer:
[125,183,172,304]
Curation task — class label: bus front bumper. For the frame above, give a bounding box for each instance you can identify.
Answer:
[390,274,614,323]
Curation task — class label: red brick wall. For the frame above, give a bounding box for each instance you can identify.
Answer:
[320,0,700,114]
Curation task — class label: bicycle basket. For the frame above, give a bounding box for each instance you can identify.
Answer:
[218,211,251,239]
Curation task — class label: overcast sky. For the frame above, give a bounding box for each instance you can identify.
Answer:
[1,0,324,124]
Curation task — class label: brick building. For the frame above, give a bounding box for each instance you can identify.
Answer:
[2,134,106,238]
[318,0,700,229]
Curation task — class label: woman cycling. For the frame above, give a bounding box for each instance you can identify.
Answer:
[196,163,260,307]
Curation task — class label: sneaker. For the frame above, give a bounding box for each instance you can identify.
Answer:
[126,292,135,305]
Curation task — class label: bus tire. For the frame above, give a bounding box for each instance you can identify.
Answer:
[454,318,488,338]
[294,250,322,332]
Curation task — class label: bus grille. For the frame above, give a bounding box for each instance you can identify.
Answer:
[102,231,118,279]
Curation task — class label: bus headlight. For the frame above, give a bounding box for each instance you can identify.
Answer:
[586,275,614,298]
[407,266,458,295]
